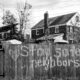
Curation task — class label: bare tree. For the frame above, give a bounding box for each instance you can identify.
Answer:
[2,10,22,40]
[16,0,32,38]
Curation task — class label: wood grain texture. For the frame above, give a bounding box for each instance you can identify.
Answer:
[1,42,80,80]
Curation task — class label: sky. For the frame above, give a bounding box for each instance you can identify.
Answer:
[0,0,80,34]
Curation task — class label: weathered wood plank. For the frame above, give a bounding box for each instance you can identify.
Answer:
[2,42,80,80]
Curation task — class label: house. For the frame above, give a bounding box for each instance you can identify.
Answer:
[0,23,18,50]
[31,12,80,43]
[0,23,18,39]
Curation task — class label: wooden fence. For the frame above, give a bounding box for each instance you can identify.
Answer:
[1,42,80,80]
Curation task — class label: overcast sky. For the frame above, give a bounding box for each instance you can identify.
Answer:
[0,0,80,34]
[29,0,80,27]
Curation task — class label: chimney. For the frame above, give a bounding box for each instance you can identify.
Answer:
[44,11,49,35]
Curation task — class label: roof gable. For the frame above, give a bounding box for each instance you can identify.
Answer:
[32,12,76,29]
[0,23,18,32]
[67,12,80,26]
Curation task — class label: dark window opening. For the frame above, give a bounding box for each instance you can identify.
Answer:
[36,29,44,35]
[4,33,7,39]
[69,40,73,44]
[0,34,2,39]
[36,29,39,35]
[49,27,55,34]
[0,45,3,50]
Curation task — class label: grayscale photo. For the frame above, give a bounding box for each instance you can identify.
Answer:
[0,0,80,80]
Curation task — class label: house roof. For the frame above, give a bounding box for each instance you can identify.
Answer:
[32,12,76,29]
[0,23,18,32]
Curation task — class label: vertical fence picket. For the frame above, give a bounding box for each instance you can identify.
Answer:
[5,43,9,80]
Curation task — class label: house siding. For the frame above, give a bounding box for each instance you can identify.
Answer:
[49,25,67,40]
[31,25,67,40]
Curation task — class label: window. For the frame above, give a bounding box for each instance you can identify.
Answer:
[0,44,3,49]
[70,27,73,33]
[0,33,2,39]
[55,26,59,33]
[43,29,44,33]
[36,29,39,35]
[36,29,44,35]
[76,16,80,22]
[45,28,50,35]
[49,27,55,34]
[4,33,7,39]
[69,40,73,44]
[2,33,4,39]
